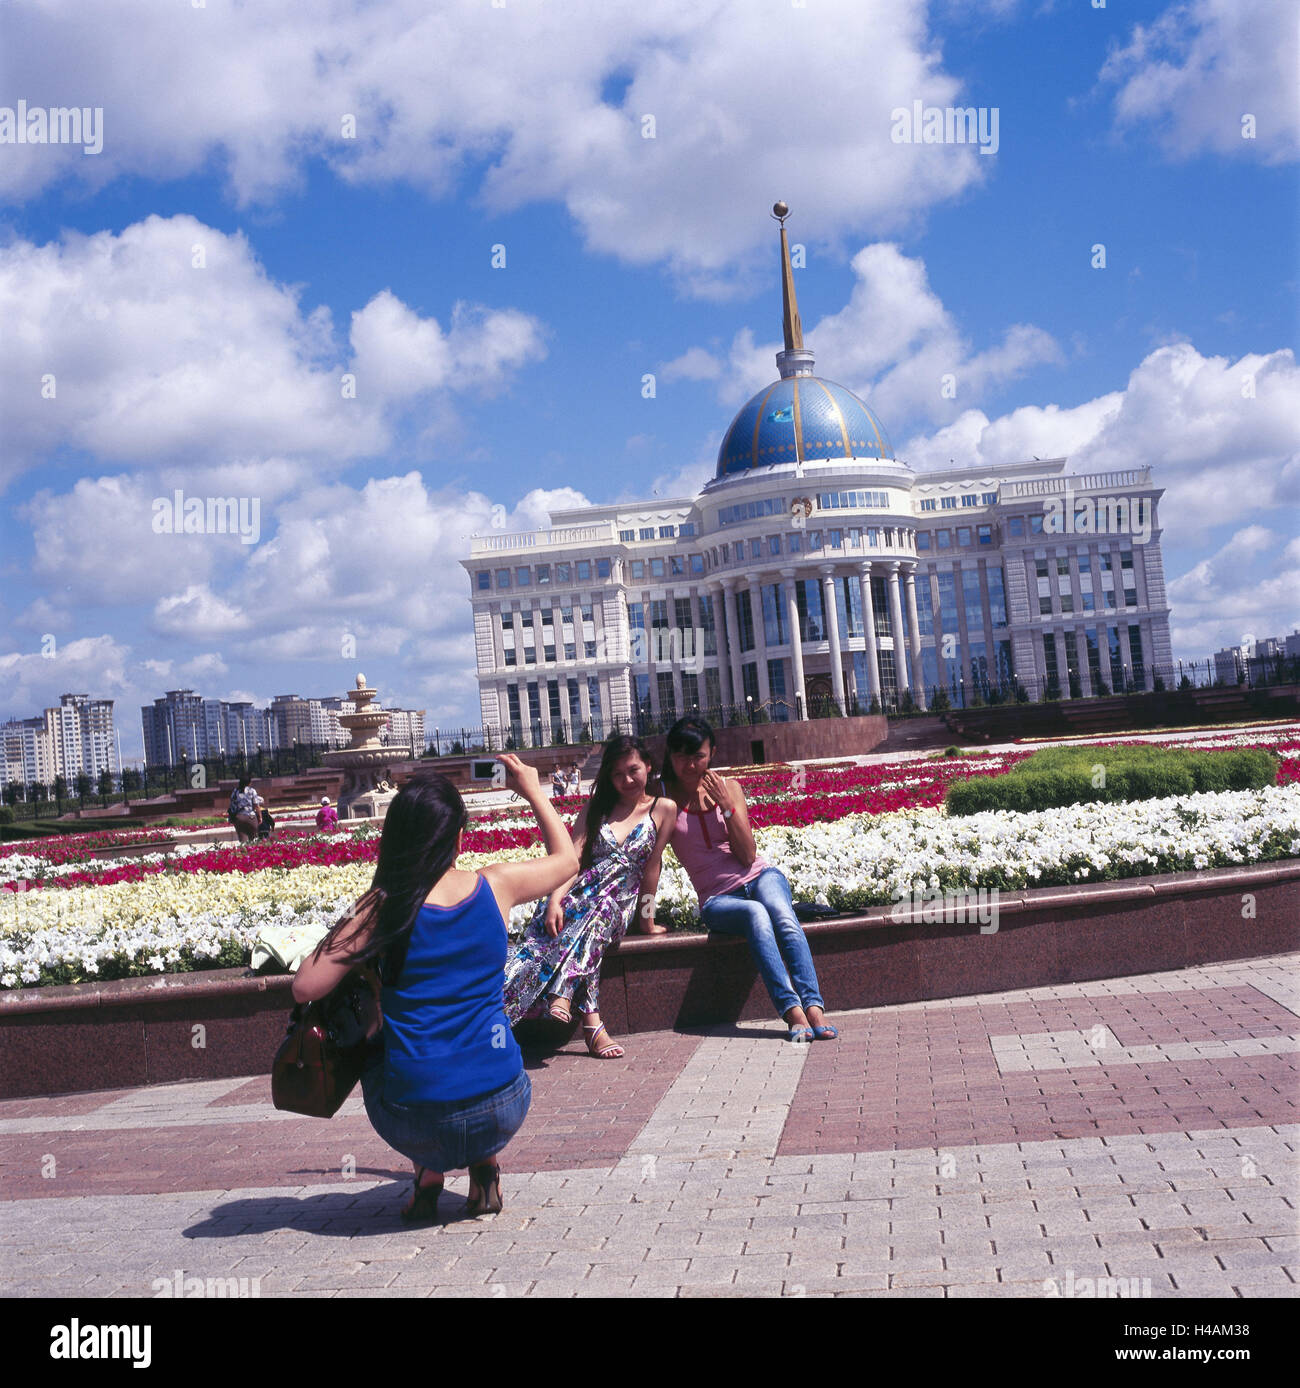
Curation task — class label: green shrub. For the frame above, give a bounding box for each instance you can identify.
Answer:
[945,744,1279,816]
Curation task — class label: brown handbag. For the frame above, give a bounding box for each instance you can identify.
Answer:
[271,961,383,1119]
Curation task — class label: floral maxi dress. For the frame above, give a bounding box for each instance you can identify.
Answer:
[502,802,660,1023]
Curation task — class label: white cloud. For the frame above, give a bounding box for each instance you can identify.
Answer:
[676,243,1061,435]
[153,586,251,638]
[660,347,724,384]
[0,215,546,488]
[1167,529,1300,656]
[0,636,135,722]
[1100,0,1300,164]
[0,1,996,286]
[902,344,1300,544]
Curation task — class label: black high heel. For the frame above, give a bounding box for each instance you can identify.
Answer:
[400,1166,443,1224]
[466,1161,503,1216]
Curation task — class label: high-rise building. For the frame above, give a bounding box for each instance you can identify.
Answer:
[1,694,120,790]
[461,209,1174,743]
[142,691,273,766]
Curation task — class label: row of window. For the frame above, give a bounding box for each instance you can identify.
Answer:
[1042,626,1145,693]
[618,522,698,541]
[916,525,993,550]
[918,492,998,512]
[504,676,604,732]
[479,557,613,590]
[714,526,912,565]
[817,490,892,510]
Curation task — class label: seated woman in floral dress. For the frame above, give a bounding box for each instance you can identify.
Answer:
[503,734,675,1058]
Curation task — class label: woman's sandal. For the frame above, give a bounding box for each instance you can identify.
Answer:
[546,995,573,1025]
[581,1020,625,1059]
[400,1167,443,1224]
[787,1026,815,1043]
[466,1161,503,1217]
[811,1024,839,1040]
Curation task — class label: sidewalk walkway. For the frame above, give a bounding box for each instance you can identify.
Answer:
[3,954,1297,1298]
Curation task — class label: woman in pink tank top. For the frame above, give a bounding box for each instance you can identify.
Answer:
[663,717,837,1042]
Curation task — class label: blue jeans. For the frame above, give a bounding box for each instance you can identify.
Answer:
[700,867,825,1018]
[362,1064,531,1173]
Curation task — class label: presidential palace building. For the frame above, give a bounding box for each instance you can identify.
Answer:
[461,207,1173,747]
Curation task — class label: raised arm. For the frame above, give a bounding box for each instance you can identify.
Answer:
[702,771,757,869]
[481,754,581,919]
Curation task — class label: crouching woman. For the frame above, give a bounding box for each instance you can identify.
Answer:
[292,754,578,1223]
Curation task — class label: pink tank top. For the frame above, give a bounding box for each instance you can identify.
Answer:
[670,801,769,904]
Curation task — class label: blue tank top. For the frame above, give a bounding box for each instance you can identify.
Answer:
[381,874,523,1104]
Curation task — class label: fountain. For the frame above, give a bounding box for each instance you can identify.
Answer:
[323,674,399,818]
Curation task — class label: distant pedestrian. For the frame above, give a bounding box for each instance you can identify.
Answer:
[316,796,339,830]
[256,797,274,839]
[228,777,259,843]
[551,768,566,800]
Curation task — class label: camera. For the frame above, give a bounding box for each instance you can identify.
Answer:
[469,759,502,784]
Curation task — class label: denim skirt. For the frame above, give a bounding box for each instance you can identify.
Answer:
[362,1062,531,1172]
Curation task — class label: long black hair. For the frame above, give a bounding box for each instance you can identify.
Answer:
[318,771,467,981]
[579,734,655,873]
[661,716,715,799]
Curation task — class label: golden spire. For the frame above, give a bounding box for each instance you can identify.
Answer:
[773,201,803,351]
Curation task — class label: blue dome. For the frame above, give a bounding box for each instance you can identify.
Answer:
[716,376,893,478]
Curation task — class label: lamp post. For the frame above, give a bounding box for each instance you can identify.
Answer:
[746,694,754,725]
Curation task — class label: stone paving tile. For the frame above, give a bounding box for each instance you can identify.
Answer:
[4,954,1298,1298]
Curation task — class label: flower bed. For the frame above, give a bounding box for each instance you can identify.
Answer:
[3,784,1298,990]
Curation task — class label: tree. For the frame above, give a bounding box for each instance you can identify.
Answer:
[868,695,882,716]
[2,783,19,807]
[97,769,115,798]
[930,687,951,712]
[121,767,142,794]
[75,772,92,802]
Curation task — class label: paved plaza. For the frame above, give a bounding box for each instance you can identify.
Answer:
[2,953,1297,1299]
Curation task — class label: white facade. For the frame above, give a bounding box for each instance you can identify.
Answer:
[461,460,1175,743]
[460,210,1173,742]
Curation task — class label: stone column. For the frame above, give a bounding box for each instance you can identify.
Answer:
[667,591,685,718]
[820,565,846,711]
[782,568,806,719]
[705,582,731,707]
[722,579,744,715]
[577,671,592,728]
[1075,628,1093,698]
[887,563,911,696]
[858,563,882,704]
[1138,618,1156,690]
[745,572,771,704]
[903,566,928,711]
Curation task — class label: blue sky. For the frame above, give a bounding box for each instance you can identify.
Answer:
[0,0,1296,757]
